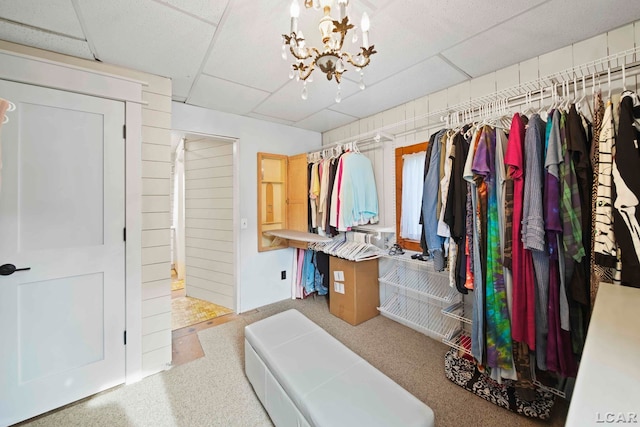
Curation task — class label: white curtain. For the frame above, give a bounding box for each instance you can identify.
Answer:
[400,151,426,240]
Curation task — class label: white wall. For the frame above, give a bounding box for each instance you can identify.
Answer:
[172,103,321,313]
[184,138,235,310]
[322,20,640,231]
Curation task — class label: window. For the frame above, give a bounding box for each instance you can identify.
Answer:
[400,151,426,240]
[395,142,428,252]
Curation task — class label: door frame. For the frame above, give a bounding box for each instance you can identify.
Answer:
[172,130,240,313]
[0,48,145,384]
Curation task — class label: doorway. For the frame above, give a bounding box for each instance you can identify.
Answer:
[169,132,237,337]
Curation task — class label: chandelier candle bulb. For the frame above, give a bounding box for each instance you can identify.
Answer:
[290,0,300,34]
[338,0,347,21]
[361,12,370,48]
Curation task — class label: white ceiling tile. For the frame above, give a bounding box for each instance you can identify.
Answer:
[344,0,548,85]
[76,0,215,88]
[442,0,640,78]
[0,20,93,59]
[172,76,195,99]
[188,74,270,115]
[331,56,466,118]
[246,112,295,126]
[252,78,360,122]
[0,0,85,38]
[154,0,229,25]
[203,0,293,92]
[173,96,187,102]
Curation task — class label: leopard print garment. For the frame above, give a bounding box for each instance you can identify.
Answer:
[590,91,616,309]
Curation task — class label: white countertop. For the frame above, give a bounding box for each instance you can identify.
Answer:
[566,282,640,426]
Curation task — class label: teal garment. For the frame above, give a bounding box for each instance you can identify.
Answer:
[302,250,327,296]
[339,153,379,228]
[472,126,513,370]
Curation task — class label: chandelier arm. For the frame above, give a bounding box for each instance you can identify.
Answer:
[341,52,370,69]
[299,63,315,81]
[288,43,311,61]
[331,17,352,51]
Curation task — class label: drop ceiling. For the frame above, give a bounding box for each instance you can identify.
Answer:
[1,0,639,132]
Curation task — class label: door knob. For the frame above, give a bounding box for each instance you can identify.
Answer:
[0,264,31,276]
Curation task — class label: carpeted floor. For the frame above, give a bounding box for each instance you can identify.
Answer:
[19,296,569,427]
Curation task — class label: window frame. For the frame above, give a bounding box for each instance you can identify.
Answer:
[395,141,428,252]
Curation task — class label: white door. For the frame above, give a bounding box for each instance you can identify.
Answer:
[183,137,235,310]
[0,80,126,426]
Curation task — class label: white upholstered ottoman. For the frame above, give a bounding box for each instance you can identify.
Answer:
[244,309,435,427]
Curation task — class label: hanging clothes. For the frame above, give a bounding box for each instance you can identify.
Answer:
[337,152,379,229]
[613,91,640,287]
[444,130,470,293]
[522,114,550,369]
[465,127,484,364]
[594,102,619,270]
[589,92,608,307]
[545,110,571,331]
[422,130,447,265]
[472,125,512,370]
[544,110,578,377]
[505,113,536,349]
[565,104,592,354]
[300,249,327,296]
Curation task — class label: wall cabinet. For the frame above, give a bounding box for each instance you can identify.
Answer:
[257,152,309,252]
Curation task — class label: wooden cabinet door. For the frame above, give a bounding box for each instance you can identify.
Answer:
[287,153,309,233]
[257,152,288,251]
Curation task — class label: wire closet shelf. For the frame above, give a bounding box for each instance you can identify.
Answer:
[330,46,640,145]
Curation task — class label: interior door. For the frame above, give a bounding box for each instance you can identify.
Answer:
[0,80,126,425]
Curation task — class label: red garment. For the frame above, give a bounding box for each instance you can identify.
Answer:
[505,114,536,349]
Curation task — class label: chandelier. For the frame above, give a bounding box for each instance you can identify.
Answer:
[282,0,377,102]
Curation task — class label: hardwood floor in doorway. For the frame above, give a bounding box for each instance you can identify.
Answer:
[170,279,238,367]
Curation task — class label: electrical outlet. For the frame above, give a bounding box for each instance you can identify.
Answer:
[281,270,286,280]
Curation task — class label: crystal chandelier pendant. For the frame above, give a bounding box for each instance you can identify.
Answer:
[335,84,342,103]
[289,68,295,79]
[281,44,287,60]
[359,79,365,90]
[301,83,309,100]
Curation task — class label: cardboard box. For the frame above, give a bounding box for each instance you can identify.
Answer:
[329,256,379,325]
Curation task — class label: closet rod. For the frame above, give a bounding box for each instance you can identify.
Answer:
[314,130,394,154]
[328,46,640,145]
